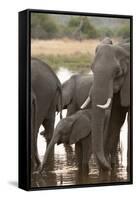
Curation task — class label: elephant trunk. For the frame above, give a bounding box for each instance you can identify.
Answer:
[91,79,113,170]
[92,106,111,170]
[39,135,58,172]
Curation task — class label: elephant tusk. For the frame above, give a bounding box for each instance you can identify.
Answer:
[97,98,112,109]
[80,96,91,109]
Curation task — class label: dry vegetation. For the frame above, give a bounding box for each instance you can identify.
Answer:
[31,38,100,56]
[31,38,117,71]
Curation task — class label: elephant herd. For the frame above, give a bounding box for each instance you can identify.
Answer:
[31,38,130,176]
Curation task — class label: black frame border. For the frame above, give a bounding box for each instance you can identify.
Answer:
[19,9,133,191]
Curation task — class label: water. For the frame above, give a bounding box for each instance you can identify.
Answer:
[32,68,130,188]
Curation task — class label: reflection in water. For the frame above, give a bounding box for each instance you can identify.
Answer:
[31,68,130,188]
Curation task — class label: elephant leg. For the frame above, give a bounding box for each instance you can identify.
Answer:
[31,131,41,172]
[75,142,82,167]
[63,144,74,166]
[127,110,131,177]
[39,115,55,172]
[42,112,56,172]
[31,138,37,172]
[44,112,55,146]
[64,143,73,154]
[35,139,41,167]
[105,105,127,168]
[81,135,92,175]
[31,101,40,171]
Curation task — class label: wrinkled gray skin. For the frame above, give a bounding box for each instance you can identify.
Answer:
[95,37,113,54]
[82,41,130,170]
[62,74,93,116]
[31,58,62,171]
[39,109,92,173]
[101,37,113,44]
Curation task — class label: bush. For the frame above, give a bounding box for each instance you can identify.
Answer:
[116,24,130,39]
[67,16,98,39]
[68,16,81,27]
[31,13,59,39]
[97,27,114,38]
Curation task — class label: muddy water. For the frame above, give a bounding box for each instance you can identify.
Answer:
[32,68,130,188]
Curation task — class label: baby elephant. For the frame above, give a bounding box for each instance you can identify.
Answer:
[39,109,92,173]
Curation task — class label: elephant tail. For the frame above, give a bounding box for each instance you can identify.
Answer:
[57,85,63,119]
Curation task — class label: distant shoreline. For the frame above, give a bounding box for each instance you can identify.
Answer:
[31,38,118,71]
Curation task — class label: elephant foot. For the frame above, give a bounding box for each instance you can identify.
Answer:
[96,153,111,171]
[82,164,89,175]
[78,163,89,177]
[32,170,40,175]
[33,164,45,175]
[111,153,119,168]
[105,153,118,169]
[99,168,111,176]
[31,159,41,173]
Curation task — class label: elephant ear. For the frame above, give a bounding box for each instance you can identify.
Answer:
[69,115,91,145]
[120,63,130,106]
[91,47,100,71]
[114,45,130,107]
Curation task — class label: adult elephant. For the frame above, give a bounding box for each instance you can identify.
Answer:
[31,58,62,170]
[63,38,112,115]
[39,109,92,173]
[62,74,93,116]
[81,43,130,170]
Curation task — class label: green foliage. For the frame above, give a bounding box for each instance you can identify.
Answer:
[68,16,81,27]
[31,13,130,40]
[67,16,98,39]
[96,27,114,38]
[31,13,59,39]
[116,24,130,39]
[82,18,98,38]
[36,53,92,72]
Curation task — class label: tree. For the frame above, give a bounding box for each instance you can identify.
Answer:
[67,16,98,40]
[116,24,130,39]
[31,13,58,39]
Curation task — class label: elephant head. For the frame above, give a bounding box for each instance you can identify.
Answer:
[81,43,130,170]
[101,37,113,44]
[39,110,92,172]
[62,74,93,116]
[95,37,113,54]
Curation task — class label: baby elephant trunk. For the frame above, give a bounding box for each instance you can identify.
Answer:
[39,135,58,172]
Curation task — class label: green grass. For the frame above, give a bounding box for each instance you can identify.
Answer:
[36,53,93,72]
